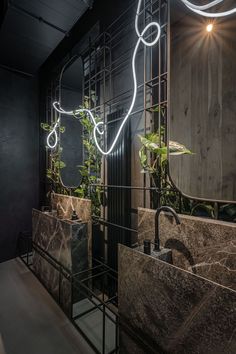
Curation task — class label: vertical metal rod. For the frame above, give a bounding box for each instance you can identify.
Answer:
[103,32,108,263]
[102,304,106,354]
[70,276,74,320]
[157,0,162,208]
[115,314,119,353]
[58,267,62,306]
[150,0,154,209]
[179,193,182,214]
[27,237,29,265]
[143,0,147,208]
[103,33,107,153]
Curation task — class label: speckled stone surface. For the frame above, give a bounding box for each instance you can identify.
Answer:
[118,244,236,354]
[32,252,72,314]
[51,193,91,221]
[119,327,151,354]
[138,208,236,290]
[32,209,88,315]
[51,193,92,258]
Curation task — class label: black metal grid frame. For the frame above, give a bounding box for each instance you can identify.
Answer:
[42,0,236,255]
[88,0,169,267]
[17,233,119,354]
[72,261,119,354]
[43,0,169,268]
[18,232,164,353]
[26,2,236,352]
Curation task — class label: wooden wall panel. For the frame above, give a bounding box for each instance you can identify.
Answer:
[169,13,236,201]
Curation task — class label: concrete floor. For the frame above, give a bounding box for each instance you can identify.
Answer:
[73,298,116,353]
[0,259,94,354]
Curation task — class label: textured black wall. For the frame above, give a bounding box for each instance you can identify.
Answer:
[0,68,39,262]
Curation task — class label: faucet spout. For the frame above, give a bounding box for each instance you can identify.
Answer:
[154,206,181,251]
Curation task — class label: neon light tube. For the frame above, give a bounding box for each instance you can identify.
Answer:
[181,0,223,11]
[181,0,236,18]
[47,0,161,155]
[46,117,60,149]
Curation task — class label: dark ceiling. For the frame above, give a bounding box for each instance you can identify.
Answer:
[0,0,93,76]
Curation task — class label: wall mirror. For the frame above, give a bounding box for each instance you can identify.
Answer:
[169,0,236,202]
[59,56,84,188]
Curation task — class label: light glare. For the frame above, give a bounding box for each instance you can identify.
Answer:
[206,23,214,32]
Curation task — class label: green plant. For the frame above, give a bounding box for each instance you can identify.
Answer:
[41,122,66,188]
[41,99,102,215]
[191,202,236,221]
[40,122,65,134]
[46,148,66,184]
[138,130,192,185]
[138,127,193,210]
[74,97,102,217]
[190,203,215,218]
[138,130,236,221]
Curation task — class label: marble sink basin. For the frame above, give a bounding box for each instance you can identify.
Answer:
[118,244,236,354]
[137,243,173,264]
[138,209,236,291]
[42,209,82,223]
[32,209,87,270]
[32,208,88,315]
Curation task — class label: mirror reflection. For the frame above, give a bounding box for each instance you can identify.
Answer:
[59,56,84,188]
[169,0,236,202]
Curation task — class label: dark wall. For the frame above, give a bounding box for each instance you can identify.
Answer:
[0,68,39,262]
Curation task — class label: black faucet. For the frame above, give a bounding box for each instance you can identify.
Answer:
[154,206,181,251]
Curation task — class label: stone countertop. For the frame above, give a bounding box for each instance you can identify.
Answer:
[138,207,236,290]
[32,208,88,271]
[118,244,236,354]
[32,208,89,315]
[50,193,92,260]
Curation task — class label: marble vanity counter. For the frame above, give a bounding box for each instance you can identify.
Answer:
[32,209,88,271]
[32,208,88,315]
[118,244,236,354]
[51,193,91,221]
[138,208,236,290]
[51,193,92,259]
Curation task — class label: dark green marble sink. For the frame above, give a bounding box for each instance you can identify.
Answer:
[118,244,236,354]
[32,208,88,315]
[137,244,173,263]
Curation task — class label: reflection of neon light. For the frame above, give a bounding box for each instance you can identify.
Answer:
[181,0,236,18]
[47,0,161,155]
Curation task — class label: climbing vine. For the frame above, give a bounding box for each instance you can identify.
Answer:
[74,97,102,217]
[138,128,236,221]
[41,122,68,194]
[41,97,102,217]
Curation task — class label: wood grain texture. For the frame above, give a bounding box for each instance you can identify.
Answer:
[169,9,236,201]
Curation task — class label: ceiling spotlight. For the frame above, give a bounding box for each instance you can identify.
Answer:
[206,23,214,32]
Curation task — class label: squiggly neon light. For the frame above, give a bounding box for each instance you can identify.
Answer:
[181,0,236,18]
[47,0,161,155]
[47,117,60,149]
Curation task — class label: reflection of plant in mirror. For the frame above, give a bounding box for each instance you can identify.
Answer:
[219,204,236,222]
[191,203,215,218]
[191,202,236,221]
[46,147,66,185]
[41,122,66,189]
[74,97,102,217]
